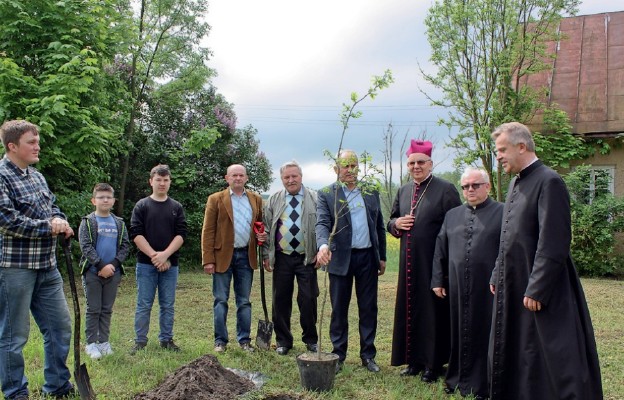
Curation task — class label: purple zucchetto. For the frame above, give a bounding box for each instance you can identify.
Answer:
[406,140,433,157]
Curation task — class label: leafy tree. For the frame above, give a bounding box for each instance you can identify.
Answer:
[0,0,129,197]
[115,0,214,215]
[421,0,580,199]
[127,85,272,264]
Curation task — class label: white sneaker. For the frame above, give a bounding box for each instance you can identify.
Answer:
[85,343,102,360]
[97,342,113,356]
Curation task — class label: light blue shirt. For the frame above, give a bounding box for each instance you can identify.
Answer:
[230,189,252,248]
[342,186,371,249]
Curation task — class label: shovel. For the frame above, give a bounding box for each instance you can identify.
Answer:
[60,236,97,400]
[253,221,273,350]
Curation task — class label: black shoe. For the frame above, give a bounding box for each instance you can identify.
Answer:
[400,365,424,376]
[129,342,147,355]
[160,339,181,352]
[421,368,440,383]
[305,343,318,352]
[48,387,77,399]
[443,385,455,394]
[276,346,290,355]
[361,358,380,373]
[335,360,344,374]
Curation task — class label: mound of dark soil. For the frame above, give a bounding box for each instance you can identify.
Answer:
[134,354,254,400]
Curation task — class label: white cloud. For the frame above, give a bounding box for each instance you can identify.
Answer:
[207,0,620,193]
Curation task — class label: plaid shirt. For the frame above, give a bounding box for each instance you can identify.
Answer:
[0,156,64,269]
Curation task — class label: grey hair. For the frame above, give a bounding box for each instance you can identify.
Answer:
[460,167,490,184]
[279,160,302,176]
[491,122,535,152]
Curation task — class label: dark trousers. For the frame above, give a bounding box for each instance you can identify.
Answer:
[272,251,319,348]
[82,271,122,344]
[329,247,378,361]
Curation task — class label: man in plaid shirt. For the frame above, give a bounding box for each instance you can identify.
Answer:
[0,120,75,399]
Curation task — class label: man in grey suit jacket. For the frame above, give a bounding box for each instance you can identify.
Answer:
[316,150,387,374]
[263,160,319,355]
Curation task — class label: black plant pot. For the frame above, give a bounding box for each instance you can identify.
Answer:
[296,352,339,392]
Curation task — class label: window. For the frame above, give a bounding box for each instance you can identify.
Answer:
[586,166,614,204]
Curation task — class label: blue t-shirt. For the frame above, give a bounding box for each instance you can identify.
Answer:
[89,215,119,274]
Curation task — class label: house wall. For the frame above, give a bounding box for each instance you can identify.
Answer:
[570,145,624,197]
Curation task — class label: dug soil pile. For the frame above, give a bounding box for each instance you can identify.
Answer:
[134,354,253,400]
[134,354,305,400]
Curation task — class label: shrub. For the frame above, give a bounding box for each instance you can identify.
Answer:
[565,165,624,277]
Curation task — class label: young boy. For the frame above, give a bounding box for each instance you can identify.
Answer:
[79,183,130,359]
[130,164,187,354]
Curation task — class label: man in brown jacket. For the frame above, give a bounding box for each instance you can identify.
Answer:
[202,164,266,353]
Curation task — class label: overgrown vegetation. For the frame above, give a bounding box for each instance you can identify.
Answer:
[565,165,624,278]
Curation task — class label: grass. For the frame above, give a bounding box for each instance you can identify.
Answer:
[19,238,624,399]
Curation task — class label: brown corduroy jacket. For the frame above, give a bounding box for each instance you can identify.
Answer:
[201,188,263,273]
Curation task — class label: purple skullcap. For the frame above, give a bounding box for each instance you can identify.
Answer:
[406,140,433,157]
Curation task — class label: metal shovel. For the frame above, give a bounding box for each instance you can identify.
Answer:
[60,236,96,400]
[254,222,273,350]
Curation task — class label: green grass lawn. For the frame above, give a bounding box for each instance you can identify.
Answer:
[20,246,624,399]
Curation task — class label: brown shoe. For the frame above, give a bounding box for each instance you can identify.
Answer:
[214,343,227,353]
[239,342,254,352]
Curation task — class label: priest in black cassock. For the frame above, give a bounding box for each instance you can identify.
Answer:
[387,140,461,383]
[431,167,503,399]
[489,122,602,400]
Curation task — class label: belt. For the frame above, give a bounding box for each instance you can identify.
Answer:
[234,247,248,251]
[351,247,371,253]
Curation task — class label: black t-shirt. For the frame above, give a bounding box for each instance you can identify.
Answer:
[130,196,187,266]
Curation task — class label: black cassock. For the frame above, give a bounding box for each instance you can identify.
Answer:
[387,175,461,369]
[489,161,602,400]
[431,197,503,397]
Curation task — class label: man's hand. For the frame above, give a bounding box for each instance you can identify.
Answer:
[395,214,415,231]
[317,246,331,266]
[51,217,73,238]
[263,259,273,272]
[256,231,268,244]
[432,287,446,298]
[203,263,215,275]
[98,264,116,278]
[151,251,169,268]
[378,260,386,276]
[523,296,542,312]
[490,284,496,295]
[312,255,321,270]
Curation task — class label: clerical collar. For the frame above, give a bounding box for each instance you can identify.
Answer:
[413,174,432,186]
[517,159,543,179]
[467,196,492,210]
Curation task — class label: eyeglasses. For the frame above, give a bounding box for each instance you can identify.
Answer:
[94,196,114,200]
[408,159,431,166]
[460,182,487,190]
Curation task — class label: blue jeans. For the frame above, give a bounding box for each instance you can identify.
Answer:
[0,268,73,399]
[213,249,254,345]
[134,263,179,343]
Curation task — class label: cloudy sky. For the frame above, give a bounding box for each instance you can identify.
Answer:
[207,0,622,193]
